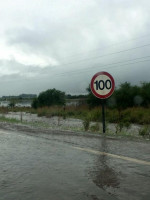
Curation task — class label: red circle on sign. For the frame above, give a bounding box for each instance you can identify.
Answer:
[90,71,115,99]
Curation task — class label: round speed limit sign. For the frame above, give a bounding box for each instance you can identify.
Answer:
[91,71,115,99]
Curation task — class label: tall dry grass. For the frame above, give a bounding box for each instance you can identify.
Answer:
[35,105,150,124]
[0,105,149,124]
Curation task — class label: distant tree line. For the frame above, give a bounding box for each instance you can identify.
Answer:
[87,82,150,109]
[66,94,87,99]
[1,94,37,100]
[31,82,150,109]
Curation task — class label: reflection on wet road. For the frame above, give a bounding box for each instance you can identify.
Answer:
[0,129,150,200]
[88,138,120,197]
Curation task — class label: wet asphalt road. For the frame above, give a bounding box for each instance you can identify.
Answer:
[0,129,150,200]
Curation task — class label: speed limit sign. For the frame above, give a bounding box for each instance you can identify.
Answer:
[90,71,115,134]
[91,71,115,99]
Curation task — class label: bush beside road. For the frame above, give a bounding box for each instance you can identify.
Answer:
[0,111,149,140]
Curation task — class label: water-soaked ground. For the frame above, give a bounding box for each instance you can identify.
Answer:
[0,128,150,200]
[0,112,142,135]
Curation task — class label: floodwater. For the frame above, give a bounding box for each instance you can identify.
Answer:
[0,129,150,200]
[0,101,31,107]
[0,112,142,135]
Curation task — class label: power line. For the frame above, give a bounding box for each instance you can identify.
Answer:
[61,33,150,59]
[55,55,150,76]
[57,43,150,66]
[54,58,150,77]
[1,55,150,82]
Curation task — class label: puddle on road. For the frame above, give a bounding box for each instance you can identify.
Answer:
[91,166,119,189]
[88,137,120,197]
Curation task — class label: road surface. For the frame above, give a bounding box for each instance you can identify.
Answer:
[0,128,150,200]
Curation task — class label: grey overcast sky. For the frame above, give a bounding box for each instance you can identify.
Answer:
[0,0,150,96]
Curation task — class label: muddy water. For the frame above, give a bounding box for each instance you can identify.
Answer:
[0,112,142,135]
[0,130,111,200]
[0,129,150,200]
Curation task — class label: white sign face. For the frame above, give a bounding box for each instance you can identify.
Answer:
[91,71,115,99]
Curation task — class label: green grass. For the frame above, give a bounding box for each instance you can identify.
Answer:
[0,105,149,124]
[0,115,50,128]
[0,112,149,140]
[0,116,20,123]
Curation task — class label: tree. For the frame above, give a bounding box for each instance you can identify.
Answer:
[32,88,65,108]
[140,82,150,107]
[86,81,150,109]
[86,85,107,108]
[8,100,16,108]
[31,98,39,109]
[114,82,144,109]
[114,82,132,109]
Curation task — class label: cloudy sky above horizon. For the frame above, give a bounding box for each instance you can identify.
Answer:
[0,0,150,96]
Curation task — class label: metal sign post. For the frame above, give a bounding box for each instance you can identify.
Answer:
[102,99,105,134]
[90,71,115,134]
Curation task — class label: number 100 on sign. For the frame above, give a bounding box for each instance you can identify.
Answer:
[91,71,115,99]
[94,79,112,90]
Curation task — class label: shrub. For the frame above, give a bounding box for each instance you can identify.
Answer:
[83,114,91,131]
[90,122,100,132]
[90,108,102,122]
[106,109,119,123]
[138,126,150,137]
[115,122,124,133]
[32,88,65,108]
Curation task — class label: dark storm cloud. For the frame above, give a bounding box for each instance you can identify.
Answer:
[0,0,150,96]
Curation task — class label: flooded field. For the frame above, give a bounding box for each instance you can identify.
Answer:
[0,101,31,107]
[0,111,143,137]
